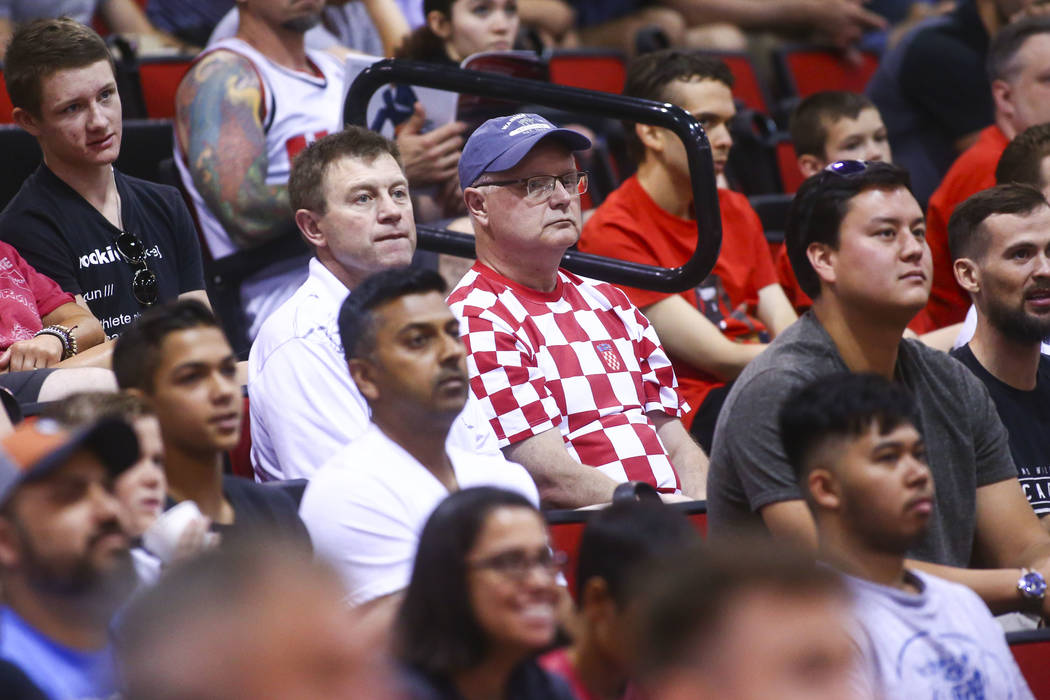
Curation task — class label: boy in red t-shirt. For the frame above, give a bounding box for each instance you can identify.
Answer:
[579,50,796,450]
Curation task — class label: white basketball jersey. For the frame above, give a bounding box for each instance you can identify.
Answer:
[175,38,347,259]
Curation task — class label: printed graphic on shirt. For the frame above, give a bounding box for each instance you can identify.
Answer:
[1019,465,1050,516]
[895,631,1017,698]
[693,273,767,342]
[78,243,163,338]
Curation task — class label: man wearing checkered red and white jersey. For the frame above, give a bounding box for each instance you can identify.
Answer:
[448,113,708,508]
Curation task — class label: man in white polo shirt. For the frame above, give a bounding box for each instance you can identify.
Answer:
[300,266,536,613]
[248,127,498,482]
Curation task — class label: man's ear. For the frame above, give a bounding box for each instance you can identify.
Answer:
[991,79,1015,128]
[953,257,980,295]
[295,209,326,249]
[0,516,22,568]
[797,154,824,179]
[806,241,836,287]
[808,468,841,510]
[11,108,40,138]
[124,386,152,404]
[580,576,613,613]
[463,188,489,226]
[349,358,380,403]
[635,122,664,155]
[427,10,452,40]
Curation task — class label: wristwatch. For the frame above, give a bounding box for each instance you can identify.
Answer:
[1017,569,1047,607]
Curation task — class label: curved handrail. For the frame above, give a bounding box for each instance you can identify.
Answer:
[344,58,721,293]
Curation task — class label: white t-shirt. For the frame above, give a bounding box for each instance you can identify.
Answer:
[248,258,502,482]
[847,569,1033,699]
[299,423,539,605]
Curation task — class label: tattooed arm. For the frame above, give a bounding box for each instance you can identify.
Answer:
[174,50,299,250]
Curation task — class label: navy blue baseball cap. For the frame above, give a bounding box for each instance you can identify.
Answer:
[459,113,592,188]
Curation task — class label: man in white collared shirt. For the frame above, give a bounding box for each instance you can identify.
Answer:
[248,127,499,482]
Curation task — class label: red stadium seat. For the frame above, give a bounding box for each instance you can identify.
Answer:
[227,395,254,479]
[775,45,879,99]
[138,57,193,119]
[545,500,707,602]
[697,50,771,114]
[548,50,627,94]
[1008,629,1050,697]
[775,138,807,193]
[0,72,14,123]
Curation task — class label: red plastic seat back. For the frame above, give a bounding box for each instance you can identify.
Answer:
[546,517,588,601]
[698,50,771,114]
[778,47,879,98]
[1009,632,1050,696]
[548,51,627,94]
[139,58,193,119]
[0,73,14,123]
[227,395,253,479]
[776,139,807,193]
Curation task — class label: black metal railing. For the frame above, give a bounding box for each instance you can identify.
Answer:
[344,59,721,293]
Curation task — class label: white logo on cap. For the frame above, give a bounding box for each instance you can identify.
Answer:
[509,123,552,136]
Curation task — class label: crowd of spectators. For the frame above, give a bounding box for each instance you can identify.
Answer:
[2,1,1050,698]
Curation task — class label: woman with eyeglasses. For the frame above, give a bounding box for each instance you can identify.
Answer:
[395,487,575,700]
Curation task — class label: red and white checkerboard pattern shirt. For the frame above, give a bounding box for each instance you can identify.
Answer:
[447,263,688,491]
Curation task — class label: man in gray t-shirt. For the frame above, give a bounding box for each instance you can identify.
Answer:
[778,373,1033,698]
[708,160,1050,616]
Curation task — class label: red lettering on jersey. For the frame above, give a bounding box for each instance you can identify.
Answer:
[285,130,330,161]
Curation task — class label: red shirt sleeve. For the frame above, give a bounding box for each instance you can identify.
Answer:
[8,243,74,317]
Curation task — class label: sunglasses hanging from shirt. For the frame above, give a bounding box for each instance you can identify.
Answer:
[115,230,159,307]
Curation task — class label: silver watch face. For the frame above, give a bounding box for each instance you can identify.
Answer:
[1020,571,1047,599]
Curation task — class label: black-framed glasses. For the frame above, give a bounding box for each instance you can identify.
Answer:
[468,546,567,581]
[479,171,588,202]
[115,231,158,306]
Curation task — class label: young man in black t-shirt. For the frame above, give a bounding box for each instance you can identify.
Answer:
[0,18,206,339]
[949,183,1050,519]
[112,300,310,547]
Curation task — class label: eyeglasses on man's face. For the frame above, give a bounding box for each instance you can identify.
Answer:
[479,171,589,203]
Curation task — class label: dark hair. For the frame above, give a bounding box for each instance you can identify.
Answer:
[636,537,844,684]
[394,487,539,675]
[622,50,734,164]
[779,372,919,487]
[948,182,1048,261]
[789,91,877,159]
[338,266,447,360]
[42,391,154,427]
[4,17,116,118]
[785,161,912,299]
[395,0,454,61]
[575,500,697,605]
[289,126,404,215]
[118,540,338,699]
[987,14,1050,82]
[996,122,1050,188]
[113,300,222,392]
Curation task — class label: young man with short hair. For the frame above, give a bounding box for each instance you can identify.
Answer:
[0,18,207,339]
[579,51,796,451]
[0,417,140,699]
[783,371,1033,697]
[300,267,536,611]
[707,160,1050,616]
[449,113,707,508]
[249,127,499,482]
[113,300,308,546]
[949,184,1050,523]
